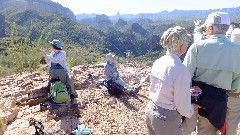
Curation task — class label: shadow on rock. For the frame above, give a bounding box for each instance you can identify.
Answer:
[118,96,139,112]
[43,102,82,134]
[59,116,81,134]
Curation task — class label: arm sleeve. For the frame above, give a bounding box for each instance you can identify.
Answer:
[193,25,205,42]
[46,54,53,68]
[50,52,66,64]
[183,44,198,79]
[174,68,194,118]
[104,66,115,80]
[231,73,240,93]
[115,66,120,78]
[194,32,204,43]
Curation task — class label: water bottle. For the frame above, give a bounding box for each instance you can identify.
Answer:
[193,91,201,101]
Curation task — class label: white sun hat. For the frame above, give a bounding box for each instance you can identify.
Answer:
[204,12,230,27]
[106,53,115,60]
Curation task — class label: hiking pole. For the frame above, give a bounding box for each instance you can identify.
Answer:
[87,74,98,84]
[29,118,49,135]
[87,74,103,88]
[87,74,110,95]
[193,91,201,101]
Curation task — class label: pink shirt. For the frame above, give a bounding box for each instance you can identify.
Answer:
[149,52,194,118]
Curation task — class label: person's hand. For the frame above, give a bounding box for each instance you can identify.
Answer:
[194,20,206,33]
[193,104,202,112]
[40,47,45,52]
[190,86,202,96]
[194,20,202,26]
[40,47,46,55]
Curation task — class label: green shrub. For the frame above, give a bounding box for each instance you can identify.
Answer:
[0,39,107,78]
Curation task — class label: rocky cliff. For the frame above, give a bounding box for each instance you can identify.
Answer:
[0,0,76,20]
[0,63,239,135]
[0,63,151,134]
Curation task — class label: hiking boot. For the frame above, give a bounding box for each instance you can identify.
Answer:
[125,88,135,95]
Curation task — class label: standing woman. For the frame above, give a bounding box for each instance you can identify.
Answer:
[40,39,78,99]
[145,26,200,135]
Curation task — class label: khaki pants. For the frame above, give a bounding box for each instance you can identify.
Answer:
[182,113,198,135]
[197,115,218,135]
[146,101,182,135]
[226,96,240,135]
[182,114,218,135]
[49,69,77,96]
[115,78,127,87]
[182,96,240,135]
[115,78,134,92]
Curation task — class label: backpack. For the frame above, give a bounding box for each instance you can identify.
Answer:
[49,80,70,104]
[102,80,125,98]
[87,74,125,98]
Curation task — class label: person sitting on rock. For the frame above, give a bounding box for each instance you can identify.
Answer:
[104,53,140,95]
[40,39,78,99]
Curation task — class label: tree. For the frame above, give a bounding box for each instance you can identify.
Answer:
[131,23,149,38]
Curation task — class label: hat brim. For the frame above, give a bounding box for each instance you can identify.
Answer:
[49,41,62,49]
[106,55,115,60]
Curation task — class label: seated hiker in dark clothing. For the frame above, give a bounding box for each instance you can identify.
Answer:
[40,39,78,99]
[104,53,140,95]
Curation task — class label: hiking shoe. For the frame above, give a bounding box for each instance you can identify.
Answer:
[125,88,135,95]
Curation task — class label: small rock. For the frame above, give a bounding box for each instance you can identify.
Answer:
[5,107,20,124]
[16,94,29,104]
[107,98,117,105]
[10,99,17,108]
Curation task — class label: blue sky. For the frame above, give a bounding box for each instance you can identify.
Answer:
[51,0,240,16]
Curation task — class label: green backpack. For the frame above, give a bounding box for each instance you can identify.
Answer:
[49,81,70,103]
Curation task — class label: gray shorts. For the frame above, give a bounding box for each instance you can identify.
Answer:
[145,101,182,135]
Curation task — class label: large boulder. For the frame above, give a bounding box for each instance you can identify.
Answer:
[0,107,20,124]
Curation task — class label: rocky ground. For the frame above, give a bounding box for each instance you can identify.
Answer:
[0,64,239,135]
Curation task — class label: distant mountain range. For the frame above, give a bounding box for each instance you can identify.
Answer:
[0,0,76,20]
[76,6,240,21]
[0,1,240,58]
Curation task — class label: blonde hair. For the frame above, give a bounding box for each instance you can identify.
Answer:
[160,26,189,53]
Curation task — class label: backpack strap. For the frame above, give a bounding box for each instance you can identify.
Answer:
[53,83,58,102]
[64,71,71,94]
